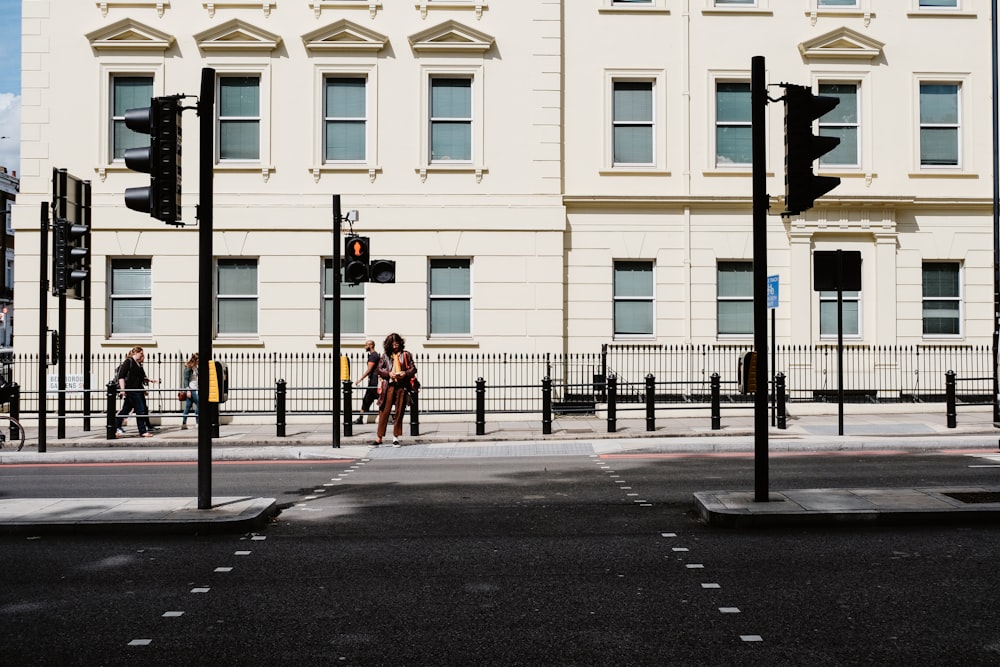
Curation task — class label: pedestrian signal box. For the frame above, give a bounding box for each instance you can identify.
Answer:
[740,351,758,394]
[208,360,229,403]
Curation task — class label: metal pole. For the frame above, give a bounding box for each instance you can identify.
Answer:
[82,180,92,431]
[55,169,67,440]
[992,0,999,426]
[751,55,769,502]
[332,195,342,448]
[837,250,845,436]
[37,201,48,453]
[197,67,215,510]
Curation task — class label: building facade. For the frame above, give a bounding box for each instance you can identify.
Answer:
[11,1,994,370]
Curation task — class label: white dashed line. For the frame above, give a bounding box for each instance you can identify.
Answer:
[162,611,184,617]
[661,533,677,538]
[701,583,721,589]
[214,567,233,573]
[672,547,689,552]
[741,635,764,642]
[251,536,266,541]
[191,587,210,593]
[235,551,252,556]
[686,564,704,569]
[127,639,152,646]
[719,607,740,613]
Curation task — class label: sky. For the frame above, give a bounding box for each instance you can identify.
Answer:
[0,0,20,175]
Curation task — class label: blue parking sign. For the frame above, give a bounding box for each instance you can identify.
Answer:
[767,275,779,309]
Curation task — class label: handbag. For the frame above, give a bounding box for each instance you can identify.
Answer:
[178,390,189,402]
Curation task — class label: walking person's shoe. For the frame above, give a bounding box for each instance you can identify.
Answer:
[392,438,400,448]
[140,432,153,438]
[354,416,364,425]
[115,428,127,438]
[180,424,188,430]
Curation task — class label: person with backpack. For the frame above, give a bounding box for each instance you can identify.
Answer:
[353,339,380,424]
[115,346,157,438]
[374,333,417,447]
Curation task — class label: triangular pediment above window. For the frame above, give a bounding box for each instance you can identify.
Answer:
[302,19,388,53]
[193,18,281,52]
[799,27,885,61]
[86,18,175,52]
[408,20,494,54]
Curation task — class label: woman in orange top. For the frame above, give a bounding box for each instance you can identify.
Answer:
[374,332,417,447]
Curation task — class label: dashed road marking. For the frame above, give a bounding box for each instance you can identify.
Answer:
[162,611,184,617]
[127,639,152,646]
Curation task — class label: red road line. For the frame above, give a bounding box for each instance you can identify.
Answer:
[0,459,355,469]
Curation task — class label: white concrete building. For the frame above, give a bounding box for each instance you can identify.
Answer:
[10,1,995,368]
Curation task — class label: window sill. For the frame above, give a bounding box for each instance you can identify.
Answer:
[704,169,775,177]
[103,338,157,347]
[908,170,978,179]
[311,165,382,183]
[213,338,266,348]
[906,10,976,19]
[424,338,479,348]
[702,8,773,16]
[416,165,488,183]
[600,168,671,176]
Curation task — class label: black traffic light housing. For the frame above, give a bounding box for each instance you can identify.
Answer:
[369,259,396,284]
[124,96,183,225]
[344,236,370,284]
[783,84,841,216]
[51,168,90,300]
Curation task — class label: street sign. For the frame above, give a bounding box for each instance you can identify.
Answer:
[767,275,779,309]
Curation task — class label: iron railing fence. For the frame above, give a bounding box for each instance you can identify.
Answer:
[5,345,994,417]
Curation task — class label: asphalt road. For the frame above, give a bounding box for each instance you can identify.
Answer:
[2,450,1000,665]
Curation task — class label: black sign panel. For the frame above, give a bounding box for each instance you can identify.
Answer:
[813,250,861,291]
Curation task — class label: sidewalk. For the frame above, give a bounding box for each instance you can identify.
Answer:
[1,404,999,533]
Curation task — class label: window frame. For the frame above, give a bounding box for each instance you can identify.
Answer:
[108,258,152,338]
[314,65,379,175]
[916,79,963,170]
[98,65,163,171]
[215,258,259,338]
[323,258,366,339]
[428,258,473,338]
[817,81,861,169]
[605,70,667,172]
[818,290,862,339]
[716,261,754,337]
[613,260,655,339]
[922,262,962,338]
[712,77,753,170]
[418,65,485,177]
[211,64,272,171]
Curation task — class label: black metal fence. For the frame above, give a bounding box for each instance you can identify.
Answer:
[5,344,993,419]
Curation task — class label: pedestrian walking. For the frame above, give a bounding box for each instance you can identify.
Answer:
[354,339,380,424]
[374,333,417,447]
[181,352,199,429]
[115,346,157,438]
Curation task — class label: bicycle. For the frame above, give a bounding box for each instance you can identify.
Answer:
[0,380,25,451]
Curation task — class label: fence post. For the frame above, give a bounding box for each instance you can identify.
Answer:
[476,377,486,436]
[945,370,956,428]
[607,375,617,433]
[409,387,420,436]
[710,373,721,430]
[106,381,117,439]
[645,373,656,432]
[275,379,286,437]
[542,376,552,435]
[776,372,787,430]
[342,380,354,436]
[10,383,21,443]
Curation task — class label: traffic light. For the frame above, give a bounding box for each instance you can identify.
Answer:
[369,259,396,284]
[783,84,841,216]
[63,221,90,300]
[123,96,182,225]
[344,235,370,283]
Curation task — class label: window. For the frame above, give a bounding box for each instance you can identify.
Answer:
[429,259,471,336]
[613,81,654,166]
[430,78,472,162]
[819,290,860,337]
[715,0,755,5]
[323,259,364,336]
[111,76,153,161]
[614,261,654,337]
[920,0,957,7]
[818,0,856,6]
[217,259,258,336]
[219,76,261,161]
[919,83,959,167]
[325,77,366,163]
[109,259,151,336]
[923,263,961,336]
[818,83,859,168]
[715,82,751,167]
[717,262,753,336]
[613,0,652,3]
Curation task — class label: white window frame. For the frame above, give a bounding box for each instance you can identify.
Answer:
[323,258,366,339]
[97,64,164,173]
[313,65,379,177]
[819,290,862,339]
[817,80,861,170]
[613,260,656,339]
[710,74,752,170]
[913,76,967,173]
[922,262,962,338]
[717,261,754,338]
[215,258,259,338]
[418,66,485,179]
[212,64,272,172]
[428,258,473,338]
[599,0,669,11]
[108,258,152,338]
[605,70,668,173]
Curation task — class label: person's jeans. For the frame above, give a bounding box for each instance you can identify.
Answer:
[116,390,151,434]
[182,390,199,424]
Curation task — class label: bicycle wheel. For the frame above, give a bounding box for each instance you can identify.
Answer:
[2,415,25,451]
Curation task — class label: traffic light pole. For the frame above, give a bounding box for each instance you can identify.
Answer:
[197,67,215,510]
[751,55,770,503]
[332,195,342,449]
